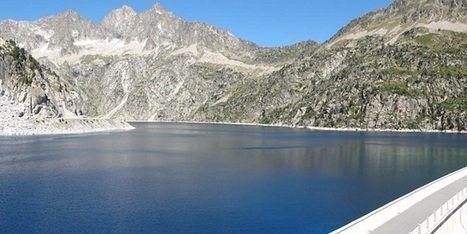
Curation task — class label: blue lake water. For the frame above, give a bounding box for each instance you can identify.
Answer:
[1,122,467,233]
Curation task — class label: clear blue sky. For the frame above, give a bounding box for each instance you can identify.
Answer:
[0,0,394,46]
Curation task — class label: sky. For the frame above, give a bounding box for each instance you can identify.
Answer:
[0,0,394,46]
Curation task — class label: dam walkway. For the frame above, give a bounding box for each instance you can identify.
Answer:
[332,167,467,234]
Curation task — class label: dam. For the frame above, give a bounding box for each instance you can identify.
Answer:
[331,167,467,233]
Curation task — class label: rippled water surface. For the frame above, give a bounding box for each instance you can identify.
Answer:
[1,123,467,233]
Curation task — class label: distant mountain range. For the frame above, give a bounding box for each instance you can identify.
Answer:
[0,0,465,131]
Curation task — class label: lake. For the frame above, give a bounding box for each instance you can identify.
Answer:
[1,122,466,233]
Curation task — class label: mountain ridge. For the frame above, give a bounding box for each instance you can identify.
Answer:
[0,0,465,132]
[328,0,467,47]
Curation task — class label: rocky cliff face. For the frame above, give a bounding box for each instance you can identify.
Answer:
[0,39,134,135]
[0,39,83,119]
[252,0,467,131]
[255,30,466,131]
[189,0,467,131]
[0,0,465,131]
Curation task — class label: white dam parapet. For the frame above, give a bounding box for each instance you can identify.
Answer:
[331,167,467,234]
[410,187,467,234]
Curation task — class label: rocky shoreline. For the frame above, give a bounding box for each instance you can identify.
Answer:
[0,118,134,136]
[2,119,465,136]
[305,126,467,134]
[132,120,467,134]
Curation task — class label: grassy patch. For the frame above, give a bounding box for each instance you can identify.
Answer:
[376,81,409,95]
[441,96,467,112]
[436,66,467,78]
[415,33,436,45]
[80,54,112,64]
[383,67,419,76]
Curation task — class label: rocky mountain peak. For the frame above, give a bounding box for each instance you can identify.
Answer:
[37,9,95,30]
[0,3,256,56]
[52,9,84,22]
[150,3,171,15]
[100,3,184,42]
[120,5,136,13]
[101,5,137,38]
[34,9,109,53]
[110,5,136,18]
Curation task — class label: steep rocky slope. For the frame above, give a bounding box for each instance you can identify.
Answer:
[191,0,467,131]
[329,0,467,47]
[0,4,319,121]
[256,30,466,131]
[0,0,465,131]
[0,39,132,135]
[0,39,83,119]
[262,0,467,131]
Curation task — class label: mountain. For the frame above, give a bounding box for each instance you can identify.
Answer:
[329,0,467,47]
[188,0,466,131]
[0,39,133,135]
[100,5,138,40]
[0,3,318,121]
[247,0,467,130]
[101,4,255,54]
[0,0,465,132]
[36,10,109,54]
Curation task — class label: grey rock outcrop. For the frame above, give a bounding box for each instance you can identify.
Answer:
[0,39,83,119]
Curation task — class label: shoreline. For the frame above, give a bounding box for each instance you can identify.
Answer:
[0,118,135,136]
[2,118,465,136]
[130,120,467,134]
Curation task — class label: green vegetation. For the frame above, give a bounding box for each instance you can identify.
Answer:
[348,106,364,122]
[374,81,408,95]
[28,54,40,70]
[20,75,33,85]
[11,46,27,62]
[383,67,420,76]
[441,96,467,112]
[80,54,113,64]
[415,33,436,45]
[434,66,467,78]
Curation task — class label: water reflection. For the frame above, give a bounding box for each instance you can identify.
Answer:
[0,123,466,233]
